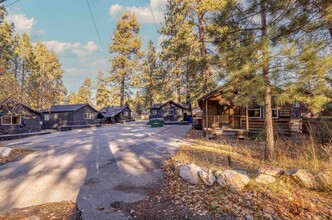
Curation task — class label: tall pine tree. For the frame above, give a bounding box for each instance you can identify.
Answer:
[109,11,142,106]
[210,0,332,160]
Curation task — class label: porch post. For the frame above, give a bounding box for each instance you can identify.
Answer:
[246,106,249,131]
[205,99,208,138]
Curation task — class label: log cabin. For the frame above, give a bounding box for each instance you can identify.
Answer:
[198,87,292,138]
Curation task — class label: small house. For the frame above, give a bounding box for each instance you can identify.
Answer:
[41,104,98,129]
[0,102,41,135]
[98,106,132,123]
[150,100,190,122]
[198,87,292,137]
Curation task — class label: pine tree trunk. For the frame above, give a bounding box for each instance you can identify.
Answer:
[261,0,275,161]
[329,27,332,40]
[20,62,25,102]
[120,72,125,106]
[197,7,208,92]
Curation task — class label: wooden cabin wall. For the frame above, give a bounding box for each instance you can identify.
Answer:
[237,105,291,135]
[202,99,291,135]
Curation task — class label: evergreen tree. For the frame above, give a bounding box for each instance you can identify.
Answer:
[27,42,66,109]
[133,91,143,114]
[76,77,93,104]
[160,0,224,104]
[108,11,142,106]
[66,91,78,104]
[210,0,332,160]
[95,71,109,110]
[141,40,160,108]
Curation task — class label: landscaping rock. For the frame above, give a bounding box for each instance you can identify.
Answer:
[198,169,216,186]
[215,170,250,192]
[284,169,297,176]
[255,174,276,184]
[178,164,203,185]
[317,172,331,189]
[0,147,12,157]
[258,165,284,176]
[292,169,318,189]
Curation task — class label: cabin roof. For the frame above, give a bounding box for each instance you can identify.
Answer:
[99,106,131,118]
[41,104,97,113]
[0,101,41,116]
[150,100,189,110]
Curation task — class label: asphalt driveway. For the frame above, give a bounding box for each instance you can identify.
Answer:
[0,121,191,219]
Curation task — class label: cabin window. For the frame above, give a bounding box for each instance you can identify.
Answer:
[261,108,280,119]
[124,111,128,117]
[83,113,92,119]
[272,109,279,118]
[248,108,261,118]
[1,116,21,125]
[293,102,300,108]
[53,114,58,120]
[44,114,50,121]
[152,110,157,115]
[167,109,174,115]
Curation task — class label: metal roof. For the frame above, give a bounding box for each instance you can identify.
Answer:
[41,104,97,113]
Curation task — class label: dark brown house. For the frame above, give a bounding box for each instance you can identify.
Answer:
[98,106,132,123]
[198,88,292,137]
[41,104,98,129]
[0,102,41,135]
[150,100,189,122]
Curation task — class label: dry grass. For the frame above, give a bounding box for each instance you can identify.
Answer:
[181,129,332,174]
[160,129,332,219]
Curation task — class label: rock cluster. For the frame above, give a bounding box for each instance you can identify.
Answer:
[178,164,250,191]
[178,163,331,191]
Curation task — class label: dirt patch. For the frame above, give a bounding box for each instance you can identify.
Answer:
[112,177,236,220]
[0,148,34,165]
[0,201,81,220]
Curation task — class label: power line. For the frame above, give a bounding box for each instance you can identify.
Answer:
[86,0,109,68]
[5,0,23,7]
[147,0,159,34]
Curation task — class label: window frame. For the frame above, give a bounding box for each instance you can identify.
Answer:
[167,109,174,115]
[293,102,300,108]
[83,113,92,120]
[152,110,157,116]
[247,108,262,118]
[261,108,280,119]
[44,114,50,121]
[1,116,21,125]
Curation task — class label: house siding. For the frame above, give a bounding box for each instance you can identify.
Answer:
[150,102,188,121]
[0,107,41,135]
[201,99,291,135]
[42,105,98,129]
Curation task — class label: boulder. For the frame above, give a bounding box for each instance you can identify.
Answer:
[258,165,284,176]
[215,170,250,192]
[255,174,276,184]
[284,169,298,176]
[317,172,331,189]
[198,169,216,186]
[292,169,318,189]
[179,164,203,185]
[0,147,12,157]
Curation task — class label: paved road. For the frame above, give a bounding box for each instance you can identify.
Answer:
[0,121,191,219]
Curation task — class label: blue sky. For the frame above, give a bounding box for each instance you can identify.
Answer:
[3,0,166,93]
